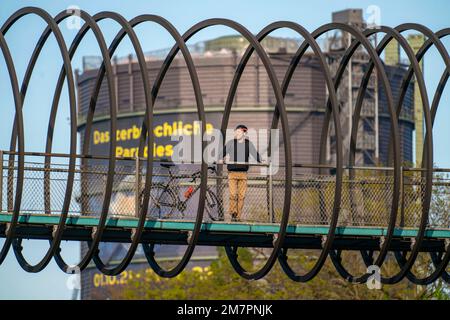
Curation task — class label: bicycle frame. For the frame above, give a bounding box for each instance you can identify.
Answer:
[153,166,220,218]
[151,167,201,214]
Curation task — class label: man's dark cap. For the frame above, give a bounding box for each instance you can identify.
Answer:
[235,124,248,131]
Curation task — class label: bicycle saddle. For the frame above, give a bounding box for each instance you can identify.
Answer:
[160,162,175,169]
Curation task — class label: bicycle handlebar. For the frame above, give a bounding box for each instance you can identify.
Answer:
[208,166,217,173]
[189,165,216,182]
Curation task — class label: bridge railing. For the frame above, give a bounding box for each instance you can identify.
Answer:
[1,151,449,230]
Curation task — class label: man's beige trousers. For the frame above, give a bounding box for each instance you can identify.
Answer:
[228,171,248,220]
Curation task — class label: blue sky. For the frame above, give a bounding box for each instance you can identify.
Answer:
[0,0,449,299]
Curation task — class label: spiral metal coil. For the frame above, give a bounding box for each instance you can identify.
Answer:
[0,7,449,285]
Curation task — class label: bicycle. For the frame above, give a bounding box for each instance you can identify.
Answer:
[147,163,224,221]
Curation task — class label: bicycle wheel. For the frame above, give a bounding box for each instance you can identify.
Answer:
[205,187,223,221]
[148,183,177,219]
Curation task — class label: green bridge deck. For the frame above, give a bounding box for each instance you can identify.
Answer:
[0,213,449,251]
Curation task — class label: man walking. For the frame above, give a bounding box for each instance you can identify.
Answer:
[220,125,262,222]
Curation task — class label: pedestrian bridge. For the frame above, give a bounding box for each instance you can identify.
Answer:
[0,151,449,284]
